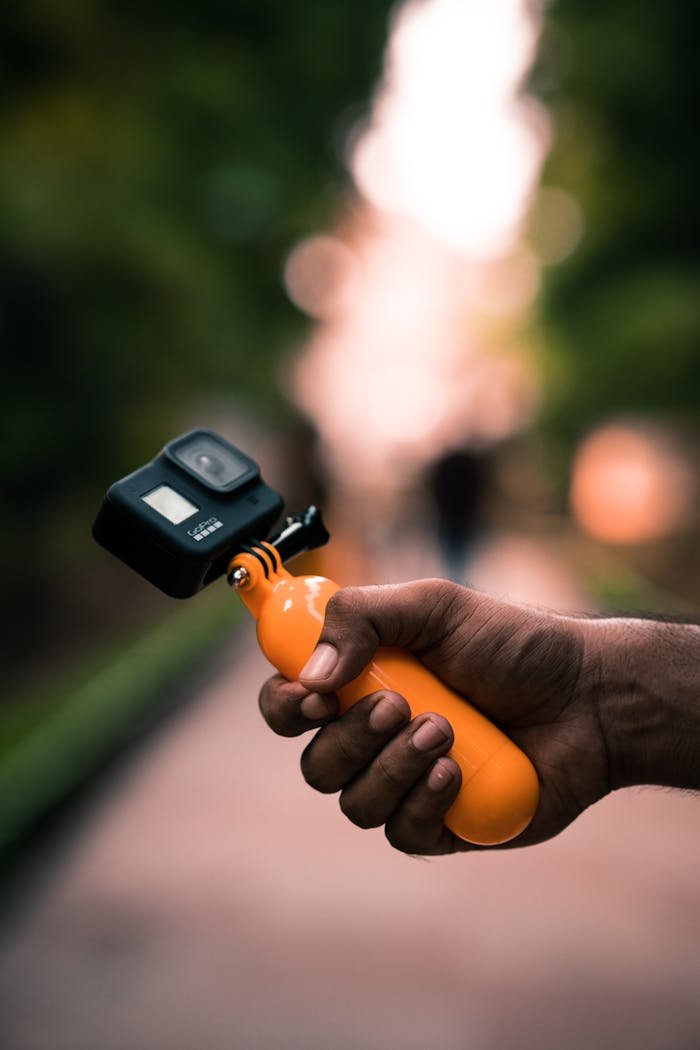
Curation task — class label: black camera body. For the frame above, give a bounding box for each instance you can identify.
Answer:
[93,429,284,598]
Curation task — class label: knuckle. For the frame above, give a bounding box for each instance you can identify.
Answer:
[325,586,363,618]
[322,591,357,638]
[258,677,297,736]
[258,697,285,734]
[331,722,370,768]
[299,740,336,794]
[384,820,417,855]
[276,721,302,739]
[260,699,297,738]
[385,805,439,855]
[373,751,410,791]
[424,581,470,642]
[322,588,378,651]
[339,790,381,829]
[257,678,277,715]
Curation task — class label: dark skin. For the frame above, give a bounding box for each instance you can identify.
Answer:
[259,580,700,855]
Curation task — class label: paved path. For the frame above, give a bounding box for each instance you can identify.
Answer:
[1,558,699,1050]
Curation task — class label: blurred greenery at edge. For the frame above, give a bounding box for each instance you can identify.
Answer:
[530,0,700,611]
[0,586,237,867]
[533,1,699,467]
[1,1,698,854]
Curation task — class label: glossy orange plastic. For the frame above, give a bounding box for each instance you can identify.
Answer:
[230,548,539,845]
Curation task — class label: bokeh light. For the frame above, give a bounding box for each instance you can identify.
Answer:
[526,185,584,265]
[283,234,360,320]
[349,0,549,259]
[570,421,695,545]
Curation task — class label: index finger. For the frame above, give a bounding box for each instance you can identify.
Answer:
[258,673,339,737]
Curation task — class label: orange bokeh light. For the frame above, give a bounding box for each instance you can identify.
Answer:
[570,422,694,545]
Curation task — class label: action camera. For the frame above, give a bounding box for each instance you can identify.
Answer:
[93,429,284,597]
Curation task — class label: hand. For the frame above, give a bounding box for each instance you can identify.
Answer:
[259,579,613,855]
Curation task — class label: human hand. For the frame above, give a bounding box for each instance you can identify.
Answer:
[259,579,616,855]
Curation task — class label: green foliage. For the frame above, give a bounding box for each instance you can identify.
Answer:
[535,0,700,459]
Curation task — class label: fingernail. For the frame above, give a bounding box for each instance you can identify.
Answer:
[300,643,339,682]
[412,718,449,752]
[428,758,456,791]
[369,695,409,733]
[300,693,332,721]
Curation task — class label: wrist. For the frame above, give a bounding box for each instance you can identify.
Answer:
[587,617,700,792]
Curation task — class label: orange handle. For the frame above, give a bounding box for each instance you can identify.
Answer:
[232,551,539,845]
[336,649,538,845]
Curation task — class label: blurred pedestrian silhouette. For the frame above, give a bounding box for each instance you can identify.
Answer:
[424,448,489,582]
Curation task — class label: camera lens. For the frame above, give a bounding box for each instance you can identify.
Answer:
[174,434,252,489]
[193,452,227,479]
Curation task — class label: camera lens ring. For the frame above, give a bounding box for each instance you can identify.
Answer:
[169,431,256,491]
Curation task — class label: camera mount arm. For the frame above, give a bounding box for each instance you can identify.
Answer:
[228,505,330,589]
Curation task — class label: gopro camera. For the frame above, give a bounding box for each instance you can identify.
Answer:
[93,429,284,597]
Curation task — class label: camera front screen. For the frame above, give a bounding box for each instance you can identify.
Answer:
[142,485,199,525]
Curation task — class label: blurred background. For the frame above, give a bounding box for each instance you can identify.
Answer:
[1,1,699,1048]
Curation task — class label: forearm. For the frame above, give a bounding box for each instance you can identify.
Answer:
[588,617,700,792]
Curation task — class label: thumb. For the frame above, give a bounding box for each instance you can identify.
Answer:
[298,579,463,692]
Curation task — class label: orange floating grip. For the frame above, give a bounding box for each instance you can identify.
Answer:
[230,550,539,846]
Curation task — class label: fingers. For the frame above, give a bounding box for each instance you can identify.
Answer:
[299,691,414,793]
[300,692,461,852]
[384,757,462,855]
[258,674,338,737]
[260,677,464,856]
[335,713,455,827]
[298,580,465,694]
